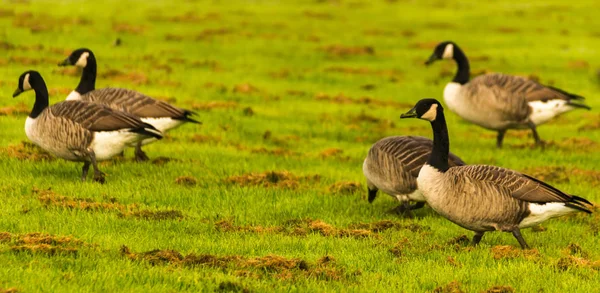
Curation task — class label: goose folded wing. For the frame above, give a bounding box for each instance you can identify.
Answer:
[50,101,146,131]
[468,74,531,122]
[131,99,188,119]
[385,136,465,177]
[85,88,187,119]
[452,165,571,203]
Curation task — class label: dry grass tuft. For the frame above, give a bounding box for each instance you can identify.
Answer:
[321,45,374,57]
[0,141,54,161]
[112,22,145,34]
[225,171,319,189]
[556,255,600,271]
[121,246,352,281]
[0,103,30,116]
[490,245,539,260]
[433,280,464,293]
[1,232,88,256]
[328,182,362,195]
[0,288,19,293]
[175,176,198,186]
[482,286,515,293]
[191,101,239,111]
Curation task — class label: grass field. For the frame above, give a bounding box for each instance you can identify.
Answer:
[1,0,600,292]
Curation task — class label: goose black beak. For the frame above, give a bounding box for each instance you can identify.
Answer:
[12,88,23,98]
[424,53,439,66]
[400,108,418,119]
[58,58,71,66]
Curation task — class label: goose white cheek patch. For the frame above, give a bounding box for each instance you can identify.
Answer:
[75,52,89,68]
[442,44,453,59]
[23,73,31,91]
[421,104,438,121]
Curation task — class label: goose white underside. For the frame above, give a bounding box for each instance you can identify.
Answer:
[65,91,82,101]
[394,190,426,203]
[519,202,576,228]
[92,130,145,160]
[129,117,183,146]
[528,100,575,126]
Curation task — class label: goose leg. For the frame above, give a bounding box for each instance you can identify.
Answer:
[81,162,91,182]
[388,202,415,218]
[511,228,530,249]
[472,231,485,246]
[496,130,506,148]
[527,121,544,147]
[88,151,106,184]
[134,142,149,162]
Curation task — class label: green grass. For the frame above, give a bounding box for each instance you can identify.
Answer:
[1,0,600,292]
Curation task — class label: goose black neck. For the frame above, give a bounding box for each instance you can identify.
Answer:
[452,46,470,85]
[31,82,49,119]
[75,55,97,95]
[427,109,450,172]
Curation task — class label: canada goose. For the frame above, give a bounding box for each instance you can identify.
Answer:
[13,70,163,183]
[58,48,200,161]
[425,41,590,148]
[363,136,465,214]
[400,98,592,248]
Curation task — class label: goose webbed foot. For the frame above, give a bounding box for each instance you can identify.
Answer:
[81,162,91,182]
[88,150,106,184]
[511,228,530,249]
[93,171,106,184]
[388,202,416,218]
[472,231,485,246]
[496,130,506,148]
[134,143,149,162]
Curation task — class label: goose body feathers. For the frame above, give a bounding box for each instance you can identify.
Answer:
[363,136,465,208]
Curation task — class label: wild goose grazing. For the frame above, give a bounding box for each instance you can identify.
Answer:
[13,70,163,183]
[58,48,200,161]
[400,98,592,248]
[363,136,465,214]
[425,41,590,148]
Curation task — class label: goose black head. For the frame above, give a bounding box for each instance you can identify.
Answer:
[425,41,456,65]
[400,98,443,122]
[13,70,43,98]
[58,48,94,68]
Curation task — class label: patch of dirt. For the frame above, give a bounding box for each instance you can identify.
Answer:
[191,101,239,111]
[482,286,515,293]
[408,41,439,49]
[99,69,149,85]
[350,111,380,123]
[151,156,182,166]
[1,232,87,256]
[319,148,343,158]
[578,114,600,131]
[314,92,412,108]
[175,176,197,186]
[8,56,55,65]
[122,210,184,221]
[321,45,374,57]
[191,135,221,144]
[48,87,73,96]
[233,83,260,94]
[447,235,470,246]
[433,280,464,293]
[564,243,588,258]
[52,67,81,77]
[0,288,19,293]
[225,171,319,189]
[303,10,333,20]
[0,8,14,18]
[446,256,461,267]
[324,66,401,78]
[496,27,520,34]
[567,60,589,70]
[556,255,600,271]
[35,188,184,220]
[0,141,54,161]
[112,22,144,35]
[349,220,429,233]
[13,13,92,33]
[195,28,233,40]
[121,246,353,281]
[216,281,251,293]
[0,102,29,116]
[490,245,539,260]
[148,12,220,23]
[521,166,600,186]
[328,182,362,195]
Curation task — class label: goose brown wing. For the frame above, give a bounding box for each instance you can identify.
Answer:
[372,136,465,177]
[449,165,571,203]
[83,88,188,119]
[467,74,532,121]
[50,101,147,132]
